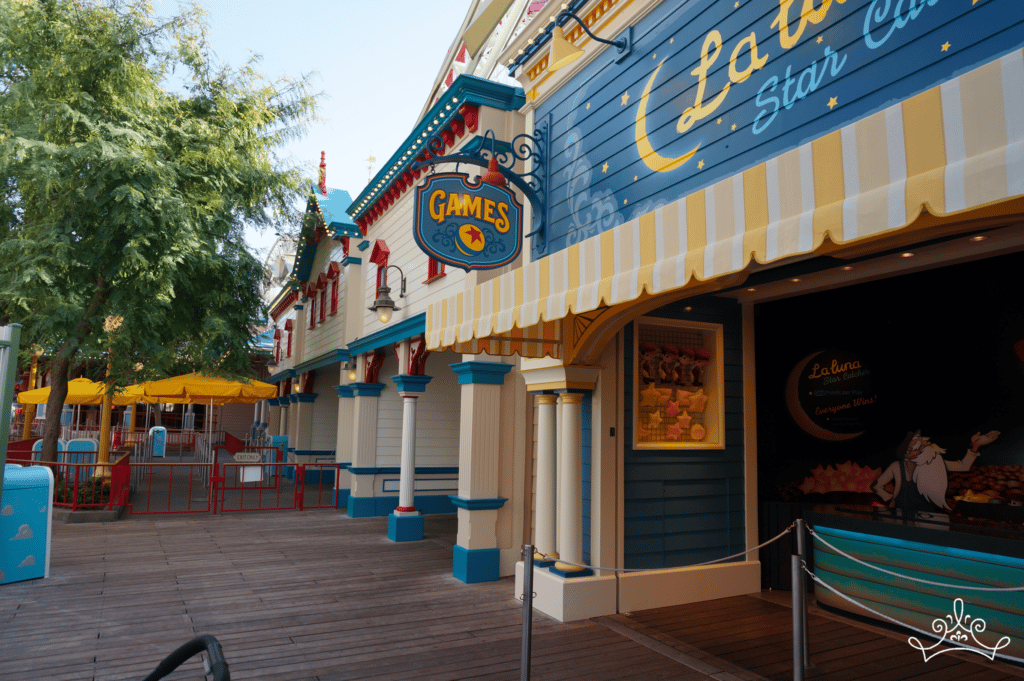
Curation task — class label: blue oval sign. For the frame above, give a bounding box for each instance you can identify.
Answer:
[413,172,523,271]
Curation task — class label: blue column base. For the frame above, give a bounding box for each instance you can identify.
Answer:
[548,565,594,578]
[388,513,424,542]
[347,496,377,518]
[453,546,500,583]
[335,488,350,509]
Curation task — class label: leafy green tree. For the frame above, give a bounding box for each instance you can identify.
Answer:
[0,0,318,461]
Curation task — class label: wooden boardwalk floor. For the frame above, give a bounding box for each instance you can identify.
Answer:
[2,509,1022,681]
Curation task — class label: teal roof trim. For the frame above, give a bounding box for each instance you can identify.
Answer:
[347,313,426,357]
[293,348,349,374]
[348,75,526,220]
[294,185,357,284]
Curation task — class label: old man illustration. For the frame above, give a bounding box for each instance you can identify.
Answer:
[872,430,1000,512]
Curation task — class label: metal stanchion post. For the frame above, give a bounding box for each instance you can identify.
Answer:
[791,521,805,681]
[521,545,535,681]
[795,518,809,668]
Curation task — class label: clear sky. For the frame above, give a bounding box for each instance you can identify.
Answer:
[154,0,475,261]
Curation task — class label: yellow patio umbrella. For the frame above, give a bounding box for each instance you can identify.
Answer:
[137,373,276,403]
[17,377,144,406]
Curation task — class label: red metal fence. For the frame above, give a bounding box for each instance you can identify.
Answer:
[4,455,340,515]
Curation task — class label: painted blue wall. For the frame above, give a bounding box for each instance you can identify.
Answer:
[623,296,745,569]
[534,0,1024,258]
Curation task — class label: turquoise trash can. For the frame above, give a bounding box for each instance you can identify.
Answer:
[1,464,54,584]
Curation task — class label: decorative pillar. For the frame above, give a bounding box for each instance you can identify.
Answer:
[533,393,558,564]
[266,397,282,437]
[334,383,354,509]
[449,360,514,583]
[388,374,432,542]
[347,349,387,518]
[553,392,591,577]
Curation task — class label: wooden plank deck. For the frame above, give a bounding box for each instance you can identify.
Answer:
[0,511,712,681]
[2,508,1022,680]
[610,591,1024,681]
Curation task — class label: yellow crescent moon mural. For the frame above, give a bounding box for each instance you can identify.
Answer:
[635,59,701,173]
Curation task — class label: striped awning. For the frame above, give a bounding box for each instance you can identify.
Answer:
[427,49,1024,358]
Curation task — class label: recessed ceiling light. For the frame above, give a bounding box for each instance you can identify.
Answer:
[900,252,915,258]
[746,287,756,292]
[684,306,692,312]
[970,235,987,242]
[790,278,801,283]
[841,266,853,271]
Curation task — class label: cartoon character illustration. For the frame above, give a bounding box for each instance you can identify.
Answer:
[660,344,680,384]
[639,342,660,383]
[677,347,696,386]
[691,348,710,386]
[872,430,1000,512]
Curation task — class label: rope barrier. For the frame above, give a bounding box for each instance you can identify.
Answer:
[809,527,1024,592]
[534,522,795,573]
[805,564,1024,665]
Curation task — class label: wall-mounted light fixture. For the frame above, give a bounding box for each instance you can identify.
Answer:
[548,11,633,73]
[344,358,358,382]
[368,264,407,324]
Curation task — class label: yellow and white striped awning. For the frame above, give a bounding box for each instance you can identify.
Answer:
[427,49,1024,359]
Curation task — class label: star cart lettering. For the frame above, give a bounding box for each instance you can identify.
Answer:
[753,47,847,134]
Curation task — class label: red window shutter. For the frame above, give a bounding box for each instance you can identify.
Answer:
[427,258,445,280]
[308,294,317,329]
[330,277,339,315]
[318,287,327,323]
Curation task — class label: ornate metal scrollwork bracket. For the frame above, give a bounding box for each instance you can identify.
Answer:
[411,119,550,251]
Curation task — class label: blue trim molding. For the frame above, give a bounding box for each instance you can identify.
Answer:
[348,466,458,475]
[453,546,500,583]
[340,255,362,266]
[348,494,457,518]
[347,313,426,357]
[349,382,385,397]
[293,392,318,403]
[388,513,425,542]
[267,397,281,407]
[448,496,507,511]
[392,374,432,393]
[449,361,514,385]
[334,385,355,398]
[357,240,370,251]
[294,348,349,374]
[266,368,296,384]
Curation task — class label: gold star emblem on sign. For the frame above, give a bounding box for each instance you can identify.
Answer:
[941,41,951,52]
[827,96,838,109]
[621,91,630,106]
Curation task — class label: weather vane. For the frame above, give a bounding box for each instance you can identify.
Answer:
[366,155,376,183]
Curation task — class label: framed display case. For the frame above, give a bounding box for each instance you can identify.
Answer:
[634,317,724,450]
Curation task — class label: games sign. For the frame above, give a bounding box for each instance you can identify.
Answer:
[413,172,523,271]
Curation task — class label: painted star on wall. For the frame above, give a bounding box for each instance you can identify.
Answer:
[602,162,609,173]
[941,41,951,52]
[827,96,838,110]
[621,91,630,106]
[698,159,705,169]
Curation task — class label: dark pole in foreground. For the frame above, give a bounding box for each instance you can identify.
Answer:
[521,545,535,681]
[792,523,805,681]
[794,518,809,668]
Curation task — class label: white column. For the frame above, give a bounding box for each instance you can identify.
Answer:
[556,392,584,570]
[396,392,419,513]
[534,393,558,559]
